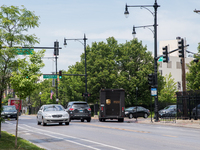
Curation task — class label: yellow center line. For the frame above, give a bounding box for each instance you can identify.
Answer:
[163,134,177,138]
[79,123,150,134]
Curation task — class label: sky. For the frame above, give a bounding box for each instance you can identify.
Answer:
[1,0,200,74]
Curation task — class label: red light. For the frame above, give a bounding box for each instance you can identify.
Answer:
[88,108,91,111]
[69,108,74,111]
[101,107,103,111]
[122,107,124,111]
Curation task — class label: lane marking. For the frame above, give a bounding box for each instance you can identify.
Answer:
[5,122,126,150]
[163,135,177,138]
[79,123,150,134]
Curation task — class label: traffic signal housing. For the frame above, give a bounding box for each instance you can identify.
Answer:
[178,38,184,58]
[148,73,155,87]
[193,58,199,63]
[162,46,168,63]
[54,41,59,56]
[59,70,62,79]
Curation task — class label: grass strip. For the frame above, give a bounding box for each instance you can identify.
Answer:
[0,131,45,150]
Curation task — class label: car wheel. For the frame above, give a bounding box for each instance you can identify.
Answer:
[81,119,84,122]
[129,114,133,119]
[144,113,148,119]
[42,118,46,126]
[37,121,41,125]
[15,117,17,120]
[65,122,69,125]
[87,119,91,122]
[59,122,62,125]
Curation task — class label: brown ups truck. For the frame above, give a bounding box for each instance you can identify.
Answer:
[99,89,125,122]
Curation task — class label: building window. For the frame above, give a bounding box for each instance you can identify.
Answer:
[167,61,172,68]
[158,62,162,68]
[159,70,162,75]
[176,62,181,69]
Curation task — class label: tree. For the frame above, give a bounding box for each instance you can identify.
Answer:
[186,43,200,90]
[0,4,40,146]
[159,73,177,108]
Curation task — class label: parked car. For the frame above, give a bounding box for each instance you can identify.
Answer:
[1,106,18,120]
[37,104,70,126]
[66,101,91,122]
[192,104,200,119]
[158,105,177,118]
[125,106,150,119]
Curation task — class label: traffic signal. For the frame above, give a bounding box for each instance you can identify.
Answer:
[193,59,199,63]
[148,74,155,86]
[59,70,62,79]
[162,46,168,63]
[178,38,184,58]
[54,41,59,56]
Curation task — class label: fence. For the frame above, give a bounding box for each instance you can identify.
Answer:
[176,90,200,120]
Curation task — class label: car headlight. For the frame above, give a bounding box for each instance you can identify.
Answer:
[43,114,51,117]
[125,112,128,114]
[63,113,69,117]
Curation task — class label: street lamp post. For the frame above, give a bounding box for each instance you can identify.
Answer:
[124,0,160,122]
[136,87,138,122]
[39,92,42,107]
[64,34,88,102]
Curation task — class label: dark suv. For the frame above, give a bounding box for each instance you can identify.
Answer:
[66,101,91,122]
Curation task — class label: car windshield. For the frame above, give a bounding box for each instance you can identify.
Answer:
[164,105,176,110]
[44,105,64,111]
[3,106,17,112]
[72,103,88,108]
[125,107,135,111]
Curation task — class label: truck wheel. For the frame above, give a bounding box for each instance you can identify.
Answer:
[81,119,84,122]
[87,119,91,122]
[65,122,69,125]
[129,114,133,119]
[59,122,62,125]
[118,118,124,122]
[144,113,148,118]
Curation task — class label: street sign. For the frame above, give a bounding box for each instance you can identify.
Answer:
[151,88,157,96]
[158,57,163,62]
[43,74,57,79]
[16,48,34,55]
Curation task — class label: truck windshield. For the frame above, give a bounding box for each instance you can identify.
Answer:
[3,106,17,112]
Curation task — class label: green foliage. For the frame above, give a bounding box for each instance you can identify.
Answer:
[0,131,45,150]
[186,43,200,90]
[10,50,45,100]
[57,37,164,108]
[159,73,177,108]
[0,5,40,127]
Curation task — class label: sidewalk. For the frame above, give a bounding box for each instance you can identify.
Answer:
[92,115,200,129]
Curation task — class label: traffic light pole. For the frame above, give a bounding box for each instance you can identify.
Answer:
[125,0,160,122]
[64,34,88,102]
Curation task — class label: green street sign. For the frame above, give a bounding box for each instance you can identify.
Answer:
[43,74,57,79]
[16,48,34,55]
[158,57,163,62]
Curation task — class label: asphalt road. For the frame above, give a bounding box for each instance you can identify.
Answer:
[2,115,200,150]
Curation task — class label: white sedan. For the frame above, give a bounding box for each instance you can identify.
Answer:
[37,104,70,126]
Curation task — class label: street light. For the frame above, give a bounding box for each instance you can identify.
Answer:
[124,0,160,122]
[136,87,138,122]
[132,25,154,39]
[39,92,42,107]
[63,34,88,102]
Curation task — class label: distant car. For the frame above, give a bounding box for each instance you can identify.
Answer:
[66,101,91,122]
[37,104,70,126]
[125,106,150,119]
[158,105,177,118]
[1,106,18,120]
[192,104,200,119]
